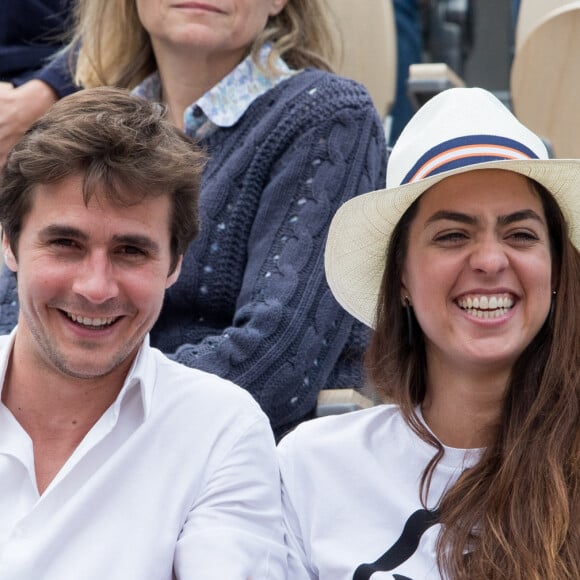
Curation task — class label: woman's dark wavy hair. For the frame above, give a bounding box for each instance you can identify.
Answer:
[365,178,580,579]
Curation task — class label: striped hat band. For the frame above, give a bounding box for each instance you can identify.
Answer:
[402,135,540,184]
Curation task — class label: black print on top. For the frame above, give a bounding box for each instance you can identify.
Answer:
[352,508,440,580]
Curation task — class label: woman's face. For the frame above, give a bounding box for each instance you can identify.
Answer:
[137,0,288,64]
[402,169,553,376]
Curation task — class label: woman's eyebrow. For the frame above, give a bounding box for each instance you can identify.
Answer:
[497,209,545,226]
[425,209,545,227]
[425,210,476,226]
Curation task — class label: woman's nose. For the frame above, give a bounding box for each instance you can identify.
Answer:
[468,237,509,275]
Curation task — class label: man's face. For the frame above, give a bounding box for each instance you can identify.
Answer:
[4,174,181,382]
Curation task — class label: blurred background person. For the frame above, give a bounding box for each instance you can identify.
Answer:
[0,0,77,166]
[0,0,72,85]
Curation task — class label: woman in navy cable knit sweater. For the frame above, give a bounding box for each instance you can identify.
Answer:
[0,0,387,439]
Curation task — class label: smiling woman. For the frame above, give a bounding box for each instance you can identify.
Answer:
[278,88,580,579]
[402,170,553,382]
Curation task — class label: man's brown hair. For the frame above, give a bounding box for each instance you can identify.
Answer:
[0,86,206,273]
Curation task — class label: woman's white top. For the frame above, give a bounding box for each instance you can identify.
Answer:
[277,404,481,579]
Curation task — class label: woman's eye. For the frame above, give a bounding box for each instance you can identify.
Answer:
[433,231,468,243]
[508,231,539,243]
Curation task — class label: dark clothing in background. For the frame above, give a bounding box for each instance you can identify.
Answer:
[0,0,76,95]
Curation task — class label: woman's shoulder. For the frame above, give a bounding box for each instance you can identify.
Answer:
[278,403,403,454]
[259,68,378,119]
[281,68,375,99]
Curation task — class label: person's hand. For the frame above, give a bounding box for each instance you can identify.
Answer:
[0,80,58,167]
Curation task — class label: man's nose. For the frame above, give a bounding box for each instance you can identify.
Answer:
[71,251,119,304]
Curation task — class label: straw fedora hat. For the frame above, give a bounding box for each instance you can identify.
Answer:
[325,87,580,329]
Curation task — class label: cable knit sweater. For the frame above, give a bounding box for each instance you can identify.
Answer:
[0,69,387,438]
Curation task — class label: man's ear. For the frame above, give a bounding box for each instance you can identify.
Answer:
[166,255,183,289]
[2,231,17,273]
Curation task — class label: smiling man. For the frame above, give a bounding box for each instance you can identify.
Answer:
[0,87,286,579]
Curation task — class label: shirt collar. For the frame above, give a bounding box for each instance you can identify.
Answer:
[132,45,296,134]
[109,334,156,419]
[0,328,155,421]
[194,45,295,128]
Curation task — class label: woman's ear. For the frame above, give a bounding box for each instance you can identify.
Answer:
[269,0,289,17]
[2,232,17,273]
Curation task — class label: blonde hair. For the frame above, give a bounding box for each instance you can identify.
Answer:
[72,0,335,90]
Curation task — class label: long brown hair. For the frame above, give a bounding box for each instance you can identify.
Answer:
[366,180,580,578]
[71,0,335,90]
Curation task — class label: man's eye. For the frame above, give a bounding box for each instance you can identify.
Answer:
[119,246,147,256]
[51,238,77,248]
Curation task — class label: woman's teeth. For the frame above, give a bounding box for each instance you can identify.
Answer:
[458,295,514,319]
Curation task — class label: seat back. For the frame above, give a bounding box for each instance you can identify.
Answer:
[510,1,580,157]
[515,0,575,51]
[328,0,397,119]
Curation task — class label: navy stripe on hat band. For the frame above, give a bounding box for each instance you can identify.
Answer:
[402,135,539,185]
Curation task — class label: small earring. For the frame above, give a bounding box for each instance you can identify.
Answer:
[404,296,414,346]
[549,290,557,323]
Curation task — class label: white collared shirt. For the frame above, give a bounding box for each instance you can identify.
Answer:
[0,330,286,579]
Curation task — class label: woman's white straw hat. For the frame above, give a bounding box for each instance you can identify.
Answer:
[325,87,580,329]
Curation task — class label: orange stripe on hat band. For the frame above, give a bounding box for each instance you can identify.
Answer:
[408,144,534,183]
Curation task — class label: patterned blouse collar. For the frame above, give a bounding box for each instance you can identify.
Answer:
[132,45,297,138]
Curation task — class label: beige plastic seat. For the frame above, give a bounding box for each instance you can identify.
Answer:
[515,0,576,52]
[328,0,397,120]
[315,1,396,415]
[510,1,580,157]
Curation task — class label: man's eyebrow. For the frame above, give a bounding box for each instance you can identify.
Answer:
[39,224,88,240]
[39,226,161,253]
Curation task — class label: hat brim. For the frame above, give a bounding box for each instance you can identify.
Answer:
[325,159,580,329]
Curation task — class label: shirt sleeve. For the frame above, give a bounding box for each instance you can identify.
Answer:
[171,80,387,437]
[277,431,316,580]
[173,414,288,579]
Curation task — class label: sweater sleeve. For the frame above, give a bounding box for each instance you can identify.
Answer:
[172,77,387,437]
[32,46,78,98]
[0,266,18,334]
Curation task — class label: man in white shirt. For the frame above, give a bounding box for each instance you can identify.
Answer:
[0,86,287,580]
